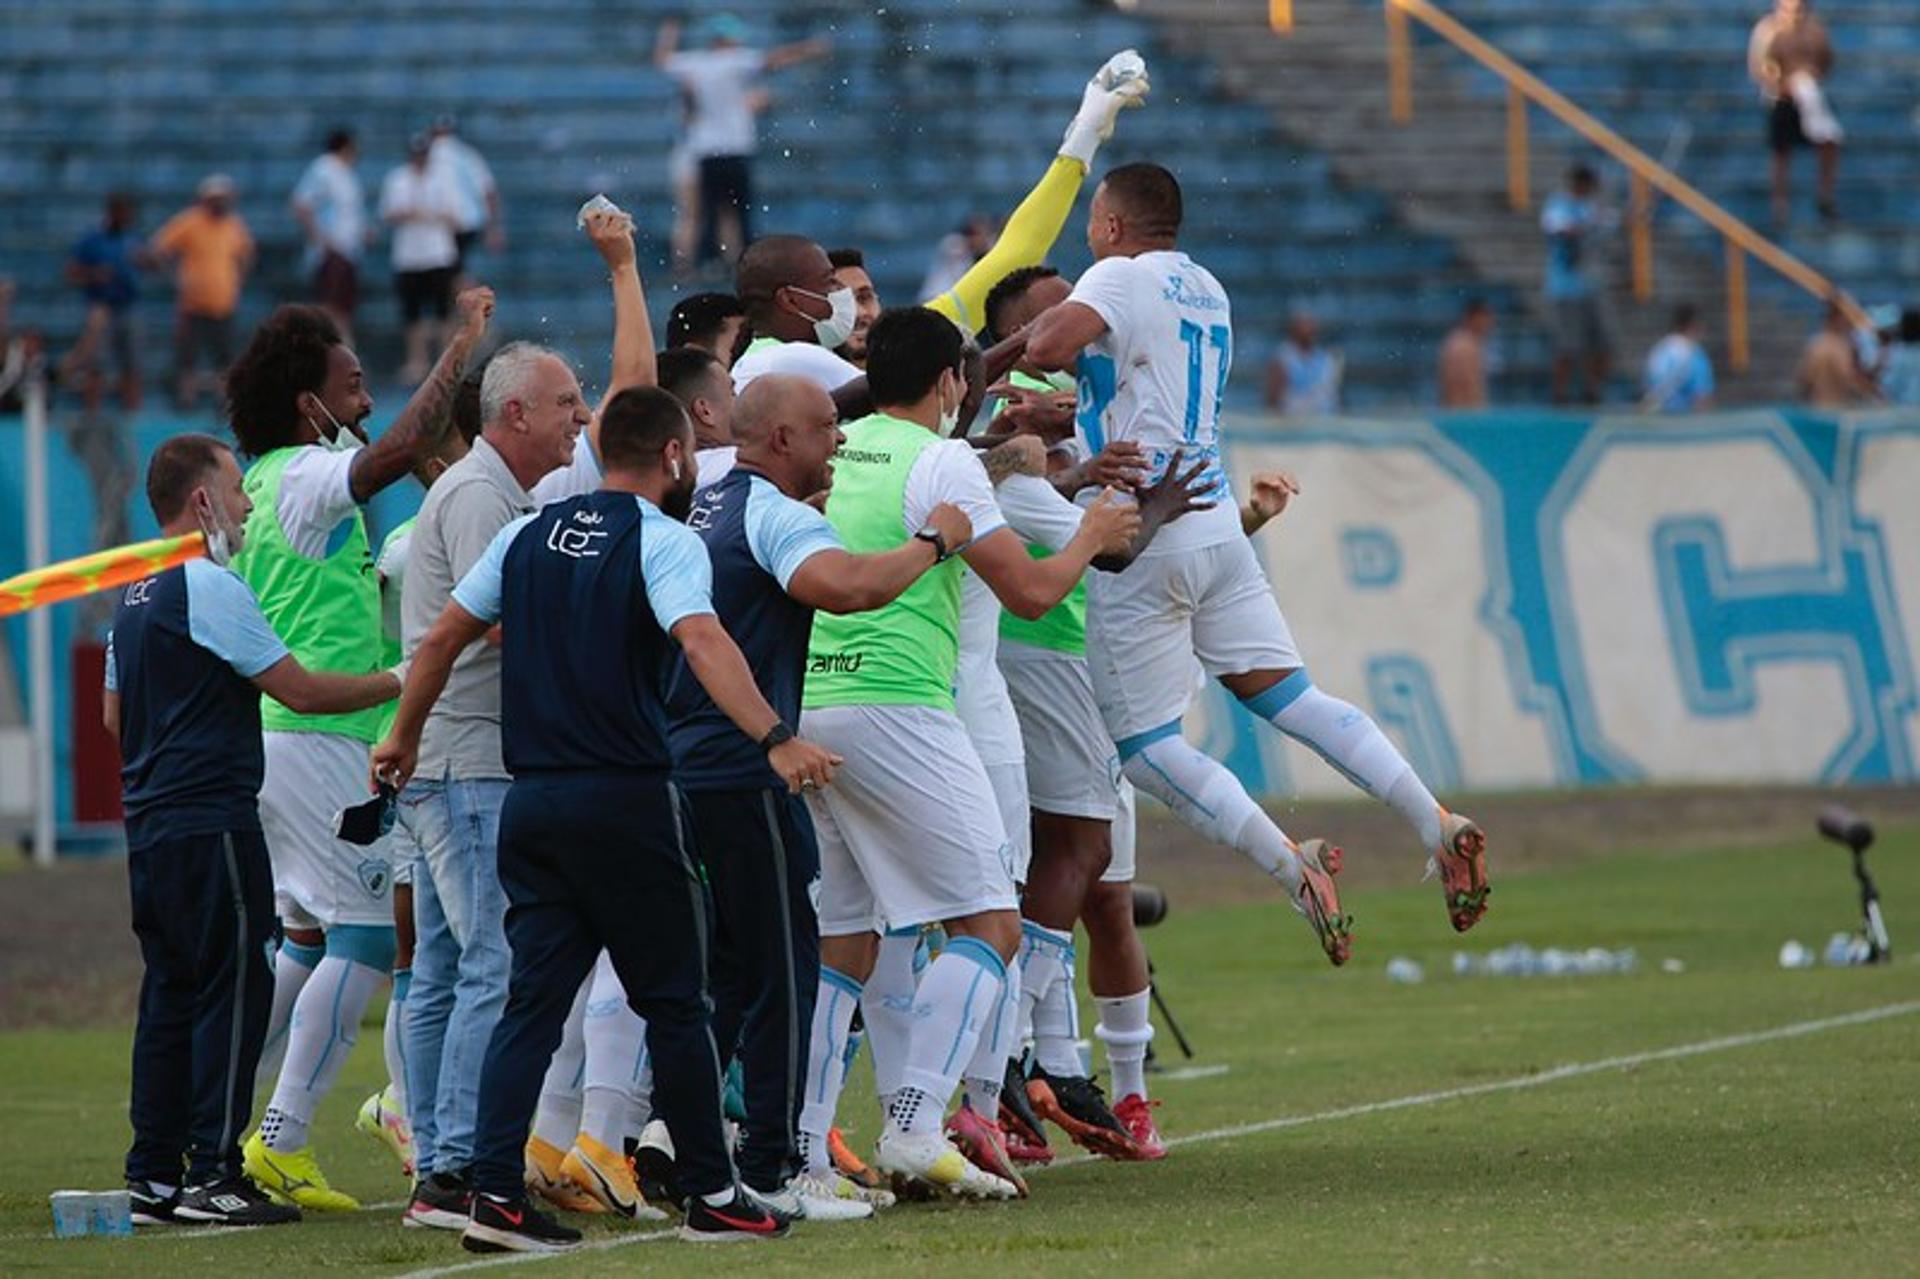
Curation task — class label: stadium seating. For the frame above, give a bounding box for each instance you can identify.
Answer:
[0,0,1522,407]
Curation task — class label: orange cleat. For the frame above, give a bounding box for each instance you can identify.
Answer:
[827,1126,888,1192]
[1293,838,1353,966]
[1434,811,1490,932]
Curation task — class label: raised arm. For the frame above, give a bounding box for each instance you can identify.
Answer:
[653,19,683,67]
[585,207,655,419]
[347,286,493,503]
[672,614,840,792]
[764,37,831,72]
[924,51,1149,335]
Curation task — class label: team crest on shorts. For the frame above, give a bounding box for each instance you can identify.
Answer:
[357,858,393,899]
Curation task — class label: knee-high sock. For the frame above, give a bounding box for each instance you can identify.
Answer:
[1015,921,1072,1055]
[1030,943,1085,1079]
[798,966,862,1175]
[887,937,1006,1136]
[531,975,592,1152]
[1244,676,1443,854]
[261,926,395,1152]
[257,937,322,1086]
[382,968,412,1110]
[962,961,1020,1121]
[1094,989,1154,1102]
[862,929,923,1111]
[580,958,649,1150]
[1122,733,1303,893]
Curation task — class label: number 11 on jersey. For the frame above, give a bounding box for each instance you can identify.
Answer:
[1179,319,1232,444]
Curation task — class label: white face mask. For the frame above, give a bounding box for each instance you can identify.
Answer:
[311,399,360,451]
[792,286,858,350]
[193,490,239,567]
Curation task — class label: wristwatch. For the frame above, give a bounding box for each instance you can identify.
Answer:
[760,721,795,751]
[913,524,952,562]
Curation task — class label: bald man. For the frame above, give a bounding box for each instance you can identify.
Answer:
[619,375,970,1215]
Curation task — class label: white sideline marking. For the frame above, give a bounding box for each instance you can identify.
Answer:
[1157,1064,1231,1082]
[376,999,1916,1277]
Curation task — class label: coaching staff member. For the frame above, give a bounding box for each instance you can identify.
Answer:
[106,434,400,1227]
[375,387,838,1253]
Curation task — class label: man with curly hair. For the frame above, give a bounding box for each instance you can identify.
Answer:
[222,287,495,1211]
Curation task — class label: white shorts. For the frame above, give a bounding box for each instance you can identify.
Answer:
[1085,538,1301,743]
[259,731,394,929]
[800,704,1019,936]
[998,641,1121,822]
[1105,777,1137,884]
[984,760,1032,885]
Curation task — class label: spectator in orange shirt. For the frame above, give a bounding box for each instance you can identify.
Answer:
[153,174,255,410]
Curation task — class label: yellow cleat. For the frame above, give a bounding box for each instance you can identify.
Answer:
[242,1131,361,1212]
[560,1133,668,1221]
[525,1135,606,1214]
[355,1086,415,1177]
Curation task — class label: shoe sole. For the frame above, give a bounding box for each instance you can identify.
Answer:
[562,1153,666,1221]
[173,1207,299,1227]
[402,1205,469,1231]
[1027,1085,1140,1161]
[1440,817,1490,932]
[461,1222,581,1253]
[355,1106,415,1176]
[679,1223,790,1243]
[1295,839,1353,966]
[946,1122,1030,1198]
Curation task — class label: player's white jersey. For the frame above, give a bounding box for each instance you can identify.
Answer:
[1067,249,1242,555]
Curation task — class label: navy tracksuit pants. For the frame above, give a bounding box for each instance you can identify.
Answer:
[686,787,821,1193]
[125,829,276,1187]
[469,773,734,1201]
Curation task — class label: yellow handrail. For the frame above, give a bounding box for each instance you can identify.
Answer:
[1271,0,1869,368]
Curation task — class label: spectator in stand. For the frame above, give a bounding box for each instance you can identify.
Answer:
[1798,298,1882,408]
[291,129,369,346]
[1749,0,1842,226]
[1437,298,1496,409]
[666,291,749,368]
[428,116,504,285]
[152,174,254,411]
[63,192,147,413]
[827,248,881,368]
[1878,308,1920,406]
[1263,310,1342,415]
[1641,304,1716,413]
[382,135,463,385]
[1541,164,1615,405]
[917,213,998,304]
[656,14,831,269]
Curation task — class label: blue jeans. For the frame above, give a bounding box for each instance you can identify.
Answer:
[400,775,511,1176]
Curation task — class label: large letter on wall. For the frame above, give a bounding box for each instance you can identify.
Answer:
[1207,426,1560,799]
[1549,418,1907,782]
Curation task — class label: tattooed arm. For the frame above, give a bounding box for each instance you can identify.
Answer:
[348,287,495,504]
[981,434,1047,486]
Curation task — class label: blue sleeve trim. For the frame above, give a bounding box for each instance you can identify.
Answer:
[1115,719,1185,763]
[1238,672,1314,722]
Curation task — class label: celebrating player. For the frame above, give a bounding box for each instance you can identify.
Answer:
[1026,164,1491,965]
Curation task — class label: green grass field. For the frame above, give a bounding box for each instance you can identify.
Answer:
[4,824,1917,1276]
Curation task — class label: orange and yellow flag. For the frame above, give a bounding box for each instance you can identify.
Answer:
[0,532,206,619]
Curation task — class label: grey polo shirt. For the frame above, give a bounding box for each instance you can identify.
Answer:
[401,435,534,780]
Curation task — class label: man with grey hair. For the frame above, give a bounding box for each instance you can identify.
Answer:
[394,335,592,1230]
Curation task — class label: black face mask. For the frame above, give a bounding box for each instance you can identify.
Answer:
[336,782,397,847]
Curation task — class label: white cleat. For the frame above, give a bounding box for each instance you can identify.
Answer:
[873,1129,1018,1201]
[750,1173,874,1222]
